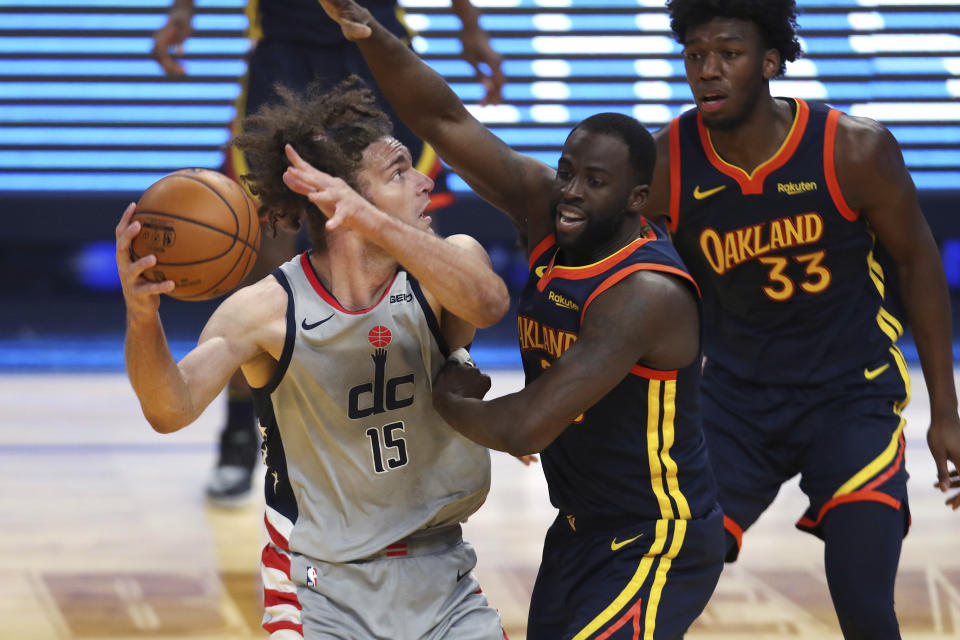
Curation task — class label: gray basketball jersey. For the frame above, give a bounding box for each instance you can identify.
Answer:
[251,253,491,563]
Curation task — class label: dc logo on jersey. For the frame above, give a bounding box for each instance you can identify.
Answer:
[348,328,415,419]
[306,565,318,588]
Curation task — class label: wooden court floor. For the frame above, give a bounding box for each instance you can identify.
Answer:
[2,366,959,639]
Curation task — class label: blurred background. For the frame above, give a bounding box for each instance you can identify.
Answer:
[1,0,958,371]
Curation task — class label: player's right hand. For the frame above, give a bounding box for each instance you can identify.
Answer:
[152,8,192,76]
[317,0,373,41]
[115,203,175,316]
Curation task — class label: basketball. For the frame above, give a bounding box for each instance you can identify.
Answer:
[131,168,261,301]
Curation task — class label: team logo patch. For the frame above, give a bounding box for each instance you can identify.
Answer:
[368,325,392,348]
[306,565,318,588]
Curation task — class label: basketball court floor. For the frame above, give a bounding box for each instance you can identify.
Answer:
[2,364,959,639]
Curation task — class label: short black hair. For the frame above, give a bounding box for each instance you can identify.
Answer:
[570,113,656,184]
[666,0,802,77]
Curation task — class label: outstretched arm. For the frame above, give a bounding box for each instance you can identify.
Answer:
[116,203,281,433]
[317,0,554,245]
[433,271,700,455]
[153,0,193,76]
[837,114,960,510]
[283,145,509,330]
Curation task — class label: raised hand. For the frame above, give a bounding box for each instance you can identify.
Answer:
[152,7,192,76]
[282,144,378,233]
[316,0,373,41]
[458,28,504,105]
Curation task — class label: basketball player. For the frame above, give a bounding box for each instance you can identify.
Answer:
[314,3,726,637]
[641,1,960,637]
[153,0,505,506]
[116,79,510,638]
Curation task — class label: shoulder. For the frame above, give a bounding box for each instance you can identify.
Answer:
[832,112,909,211]
[834,112,900,166]
[209,274,288,334]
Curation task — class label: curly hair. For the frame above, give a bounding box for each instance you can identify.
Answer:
[666,0,802,77]
[232,76,393,245]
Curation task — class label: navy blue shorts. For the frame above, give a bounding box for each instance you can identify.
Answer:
[701,347,911,560]
[527,505,724,640]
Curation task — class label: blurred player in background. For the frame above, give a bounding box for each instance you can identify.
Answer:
[152,0,505,506]
[643,0,960,637]
[117,77,510,638]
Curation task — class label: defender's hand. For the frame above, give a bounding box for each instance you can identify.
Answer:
[152,8,192,76]
[458,29,504,105]
[316,0,373,41]
[433,355,492,402]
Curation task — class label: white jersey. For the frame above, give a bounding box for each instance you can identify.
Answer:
[252,252,491,563]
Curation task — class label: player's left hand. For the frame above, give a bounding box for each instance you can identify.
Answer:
[433,356,491,402]
[927,415,960,510]
[457,29,504,105]
[316,0,373,41]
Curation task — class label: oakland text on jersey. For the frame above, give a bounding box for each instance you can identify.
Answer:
[698,211,825,275]
[517,314,577,359]
[348,346,415,419]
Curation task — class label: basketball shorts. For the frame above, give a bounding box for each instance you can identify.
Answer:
[527,505,725,640]
[701,348,912,561]
[264,524,504,639]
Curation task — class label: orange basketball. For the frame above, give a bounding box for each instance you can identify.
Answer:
[131,168,261,301]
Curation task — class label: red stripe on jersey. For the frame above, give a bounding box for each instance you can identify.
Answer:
[264,513,290,551]
[538,237,654,292]
[299,252,397,313]
[528,233,556,268]
[579,262,701,322]
[824,109,859,221]
[723,515,744,552]
[629,365,677,381]
[864,431,906,492]
[262,620,304,635]
[697,98,809,195]
[594,596,643,639]
[264,588,302,610]
[668,117,682,233]
[796,490,902,531]
[261,542,291,575]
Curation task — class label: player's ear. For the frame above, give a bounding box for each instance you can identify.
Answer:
[762,48,781,81]
[628,185,649,213]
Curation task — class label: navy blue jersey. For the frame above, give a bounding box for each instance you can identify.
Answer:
[518,224,717,521]
[250,0,408,47]
[667,98,905,385]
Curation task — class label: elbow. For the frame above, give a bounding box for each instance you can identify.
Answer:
[501,420,552,457]
[143,408,189,434]
[472,283,511,329]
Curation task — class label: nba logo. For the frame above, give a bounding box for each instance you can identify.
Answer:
[306,565,318,588]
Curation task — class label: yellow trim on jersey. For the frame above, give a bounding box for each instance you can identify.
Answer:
[866,248,885,297]
[644,519,687,640]
[705,98,801,181]
[659,380,692,519]
[415,142,438,176]
[245,0,262,41]
[571,519,669,640]
[647,380,675,519]
[833,346,910,497]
